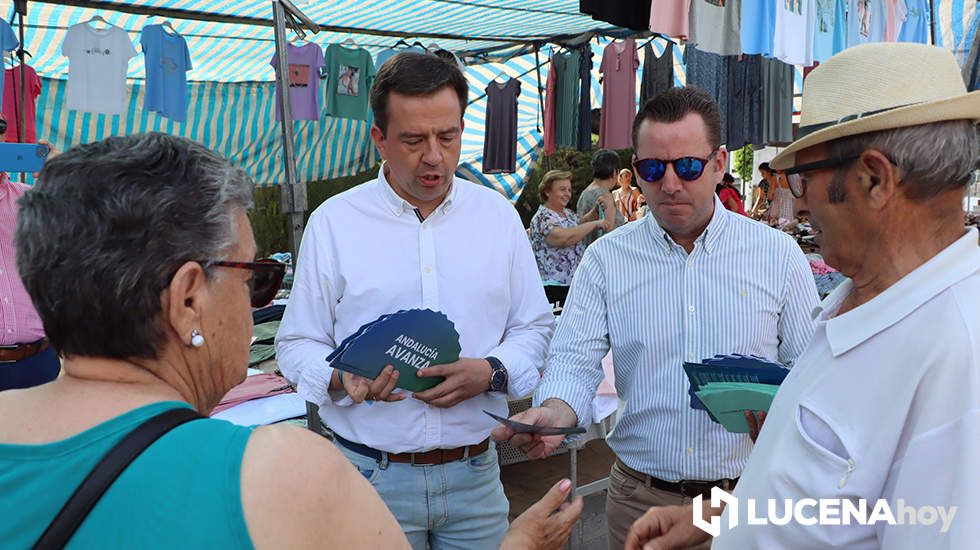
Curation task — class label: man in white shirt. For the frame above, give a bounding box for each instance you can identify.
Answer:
[493,86,819,549]
[275,53,554,550]
[626,43,980,550]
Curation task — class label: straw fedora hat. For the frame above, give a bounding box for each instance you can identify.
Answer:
[771,42,980,170]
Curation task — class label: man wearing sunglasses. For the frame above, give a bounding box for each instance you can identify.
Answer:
[627,43,979,549]
[493,86,818,548]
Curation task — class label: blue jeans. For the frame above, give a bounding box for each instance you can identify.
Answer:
[0,347,59,391]
[336,441,509,550]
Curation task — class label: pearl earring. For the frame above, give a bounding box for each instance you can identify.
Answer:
[190,329,205,348]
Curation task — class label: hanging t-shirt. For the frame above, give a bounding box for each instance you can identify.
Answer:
[599,38,639,150]
[684,45,729,144]
[773,0,816,67]
[688,0,742,56]
[544,55,557,156]
[725,54,763,151]
[62,22,137,115]
[897,0,929,43]
[576,45,594,152]
[0,19,19,107]
[374,46,426,70]
[2,65,41,143]
[813,0,847,62]
[324,44,376,121]
[883,0,908,41]
[640,41,674,108]
[140,24,192,122]
[759,57,795,146]
[482,78,521,174]
[270,42,325,121]
[741,0,777,55]
[847,0,887,47]
[649,0,692,40]
[554,50,580,149]
[580,0,653,31]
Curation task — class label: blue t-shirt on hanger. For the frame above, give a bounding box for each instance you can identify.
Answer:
[847,0,886,48]
[741,0,777,56]
[813,0,847,62]
[140,24,193,122]
[898,0,930,44]
[0,19,20,106]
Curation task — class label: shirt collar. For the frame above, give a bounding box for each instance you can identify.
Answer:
[376,163,457,218]
[644,194,729,253]
[818,227,980,356]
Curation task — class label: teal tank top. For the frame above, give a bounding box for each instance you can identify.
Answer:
[0,401,255,549]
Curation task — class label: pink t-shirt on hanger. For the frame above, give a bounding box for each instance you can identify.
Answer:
[599,38,639,151]
[649,0,692,40]
[884,0,908,42]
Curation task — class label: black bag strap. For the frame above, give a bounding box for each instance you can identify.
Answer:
[33,407,203,549]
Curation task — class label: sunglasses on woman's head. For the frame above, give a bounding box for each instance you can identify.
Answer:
[632,150,717,183]
[203,258,286,308]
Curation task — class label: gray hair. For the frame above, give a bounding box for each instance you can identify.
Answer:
[825,120,978,202]
[16,132,254,359]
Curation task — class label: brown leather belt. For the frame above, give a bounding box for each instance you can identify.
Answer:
[0,338,49,364]
[334,433,490,466]
[616,459,737,498]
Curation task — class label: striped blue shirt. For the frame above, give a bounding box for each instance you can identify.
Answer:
[534,197,818,482]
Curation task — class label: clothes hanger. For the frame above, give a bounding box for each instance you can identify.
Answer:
[341,37,357,47]
[393,38,410,48]
[87,14,109,27]
[161,20,177,33]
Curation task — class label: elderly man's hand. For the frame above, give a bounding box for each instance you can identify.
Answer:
[745,410,767,443]
[413,357,492,408]
[625,503,713,550]
[499,478,583,550]
[490,400,576,459]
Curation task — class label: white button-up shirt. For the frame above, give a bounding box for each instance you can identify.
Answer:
[535,198,818,481]
[716,228,980,549]
[276,168,554,453]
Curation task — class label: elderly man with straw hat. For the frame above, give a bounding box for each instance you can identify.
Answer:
[625,42,979,550]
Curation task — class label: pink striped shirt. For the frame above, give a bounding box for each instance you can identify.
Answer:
[0,173,45,345]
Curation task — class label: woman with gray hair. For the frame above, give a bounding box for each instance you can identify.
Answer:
[0,133,579,549]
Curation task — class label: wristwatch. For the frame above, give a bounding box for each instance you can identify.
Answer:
[486,356,508,393]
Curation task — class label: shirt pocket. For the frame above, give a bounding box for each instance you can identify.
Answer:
[794,403,857,491]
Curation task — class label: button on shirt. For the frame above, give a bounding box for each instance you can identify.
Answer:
[716,228,980,549]
[534,197,818,481]
[0,173,44,345]
[276,169,554,453]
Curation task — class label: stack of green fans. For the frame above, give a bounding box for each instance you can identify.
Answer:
[695,382,780,433]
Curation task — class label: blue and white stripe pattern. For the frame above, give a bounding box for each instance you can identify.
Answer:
[5,0,968,195]
[936,0,979,62]
[534,200,819,482]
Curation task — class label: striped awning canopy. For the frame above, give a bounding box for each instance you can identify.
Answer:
[4,1,976,199]
[13,0,624,82]
[4,0,631,197]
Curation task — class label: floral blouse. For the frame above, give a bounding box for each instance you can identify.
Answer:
[529,205,585,285]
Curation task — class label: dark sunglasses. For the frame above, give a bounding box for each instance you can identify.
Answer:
[203,258,286,308]
[632,150,717,183]
[783,155,860,198]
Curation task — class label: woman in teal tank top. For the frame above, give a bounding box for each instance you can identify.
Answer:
[0,133,580,550]
[0,134,411,549]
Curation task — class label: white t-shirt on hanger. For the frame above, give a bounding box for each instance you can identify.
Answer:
[62,22,137,115]
[773,0,816,67]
